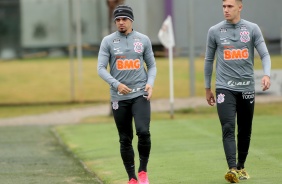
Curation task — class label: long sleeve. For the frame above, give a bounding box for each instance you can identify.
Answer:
[97,38,120,90]
[143,37,157,87]
[204,27,217,89]
[253,25,271,77]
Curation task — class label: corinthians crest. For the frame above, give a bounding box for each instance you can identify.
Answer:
[134,42,143,53]
[112,101,119,110]
[217,93,225,104]
[240,31,250,43]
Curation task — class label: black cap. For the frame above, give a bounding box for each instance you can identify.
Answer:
[113,5,134,21]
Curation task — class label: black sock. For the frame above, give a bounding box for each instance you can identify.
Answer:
[237,162,245,170]
[125,164,137,180]
[138,157,149,172]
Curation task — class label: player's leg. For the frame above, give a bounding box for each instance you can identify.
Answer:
[132,96,151,184]
[236,91,254,180]
[216,89,237,169]
[112,100,137,181]
[237,91,254,168]
[216,89,239,183]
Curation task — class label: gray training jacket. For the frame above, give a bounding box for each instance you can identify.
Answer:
[97,30,157,101]
[204,19,271,92]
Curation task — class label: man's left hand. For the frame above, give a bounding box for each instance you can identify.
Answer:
[144,84,153,100]
[261,75,271,91]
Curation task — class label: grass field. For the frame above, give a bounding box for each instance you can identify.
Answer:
[1,55,282,104]
[54,102,282,184]
[1,55,282,118]
[1,56,282,183]
[0,126,99,184]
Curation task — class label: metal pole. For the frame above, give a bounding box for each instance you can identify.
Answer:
[75,0,83,101]
[189,0,195,96]
[169,47,174,119]
[68,0,75,102]
[281,27,282,55]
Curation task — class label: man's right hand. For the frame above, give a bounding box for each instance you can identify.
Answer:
[118,83,132,95]
[206,88,215,106]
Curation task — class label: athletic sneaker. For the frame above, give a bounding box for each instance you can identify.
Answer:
[128,178,138,184]
[225,168,239,183]
[138,171,149,184]
[237,168,250,180]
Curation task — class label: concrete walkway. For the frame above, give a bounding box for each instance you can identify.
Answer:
[1,96,282,126]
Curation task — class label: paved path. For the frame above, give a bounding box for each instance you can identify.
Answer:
[1,96,282,126]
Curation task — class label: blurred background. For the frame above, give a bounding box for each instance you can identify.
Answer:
[0,0,282,105]
[1,2,282,183]
[1,0,282,59]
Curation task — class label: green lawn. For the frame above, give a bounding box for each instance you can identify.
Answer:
[1,55,282,118]
[54,102,282,184]
[1,56,282,183]
[0,103,97,118]
[1,55,282,104]
[0,126,99,184]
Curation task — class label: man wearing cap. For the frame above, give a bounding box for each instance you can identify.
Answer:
[97,4,157,184]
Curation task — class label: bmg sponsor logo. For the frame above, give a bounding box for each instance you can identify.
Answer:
[224,48,249,60]
[116,59,140,70]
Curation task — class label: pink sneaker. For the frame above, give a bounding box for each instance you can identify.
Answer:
[128,178,138,184]
[138,171,149,184]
